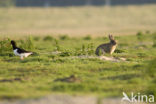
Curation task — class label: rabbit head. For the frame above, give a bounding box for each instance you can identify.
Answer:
[109,34,117,45]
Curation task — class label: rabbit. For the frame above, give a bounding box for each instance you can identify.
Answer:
[95,34,117,56]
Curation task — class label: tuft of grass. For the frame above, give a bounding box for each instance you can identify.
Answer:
[59,35,69,40]
[0,38,12,54]
[152,34,156,48]
[136,31,144,42]
[59,51,71,57]
[114,49,126,53]
[145,30,150,34]
[18,36,35,50]
[74,43,95,56]
[83,35,92,40]
[27,36,35,50]
[74,44,86,56]
[43,35,54,41]
[87,43,94,55]
[33,36,40,41]
[54,39,61,51]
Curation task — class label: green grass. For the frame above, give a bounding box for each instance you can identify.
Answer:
[0,33,156,100]
[0,5,156,101]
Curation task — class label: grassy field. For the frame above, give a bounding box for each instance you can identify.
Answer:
[0,33,156,100]
[0,5,156,36]
[0,4,156,102]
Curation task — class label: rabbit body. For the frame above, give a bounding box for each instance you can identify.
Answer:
[95,35,117,56]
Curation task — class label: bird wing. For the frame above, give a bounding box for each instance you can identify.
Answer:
[17,48,31,54]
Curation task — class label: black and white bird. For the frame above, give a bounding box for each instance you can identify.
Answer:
[11,40,33,60]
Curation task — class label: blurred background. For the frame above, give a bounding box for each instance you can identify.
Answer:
[1,0,156,7]
[0,0,156,36]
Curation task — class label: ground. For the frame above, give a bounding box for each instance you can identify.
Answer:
[0,34,156,101]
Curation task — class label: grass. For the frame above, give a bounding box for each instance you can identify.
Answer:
[0,5,156,36]
[0,33,156,100]
[0,5,156,101]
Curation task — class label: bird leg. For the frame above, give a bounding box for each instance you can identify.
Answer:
[20,56,24,60]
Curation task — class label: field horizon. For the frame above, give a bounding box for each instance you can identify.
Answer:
[0,4,156,37]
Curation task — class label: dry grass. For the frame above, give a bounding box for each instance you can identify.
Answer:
[0,4,156,37]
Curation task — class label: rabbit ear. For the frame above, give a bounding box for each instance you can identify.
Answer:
[109,34,114,40]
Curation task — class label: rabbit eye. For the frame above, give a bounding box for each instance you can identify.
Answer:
[112,40,117,45]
